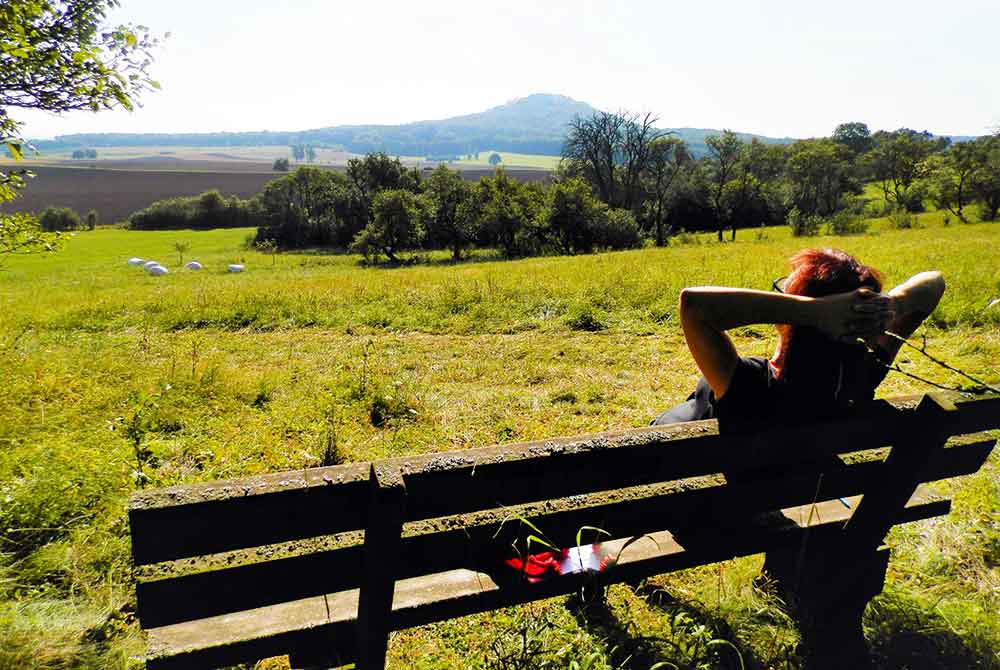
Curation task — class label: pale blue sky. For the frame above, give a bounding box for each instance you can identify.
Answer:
[16,0,1000,139]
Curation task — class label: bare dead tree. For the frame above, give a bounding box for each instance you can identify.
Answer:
[562,110,664,212]
[620,112,665,212]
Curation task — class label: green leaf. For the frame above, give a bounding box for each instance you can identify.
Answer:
[575,525,610,549]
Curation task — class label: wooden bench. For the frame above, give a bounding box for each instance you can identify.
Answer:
[128,392,999,670]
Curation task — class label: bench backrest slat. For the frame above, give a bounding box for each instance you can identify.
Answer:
[129,395,998,567]
[134,435,994,629]
[394,394,999,522]
[129,463,370,565]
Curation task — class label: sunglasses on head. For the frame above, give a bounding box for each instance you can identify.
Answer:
[772,276,787,293]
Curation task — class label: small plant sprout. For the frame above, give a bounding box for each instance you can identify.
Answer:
[109,391,164,489]
[173,241,190,266]
[255,238,278,266]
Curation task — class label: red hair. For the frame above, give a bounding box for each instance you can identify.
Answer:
[773,249,883,376]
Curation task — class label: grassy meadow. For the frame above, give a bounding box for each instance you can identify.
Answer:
[451,151,562,170]
[1,215,998,669]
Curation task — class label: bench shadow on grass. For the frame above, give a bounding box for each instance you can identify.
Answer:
[565,583,756,670]
[865,591,999,670]
[566,580,998,670]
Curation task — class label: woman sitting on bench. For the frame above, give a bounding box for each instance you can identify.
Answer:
[653,248,945,431]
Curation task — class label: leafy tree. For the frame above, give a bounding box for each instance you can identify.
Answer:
[832,122,874,159]
[253,167,346,247]
[473,168,544,257]
[351,189,431,264]
[38,205,81,231]
[785,138,853,218]
[1,211,61,259]
[928,141,981,223]
[290,144,304,162]
[488,152,502,166]
[306,145,317,163]
[423,164,472,260]
[704,130,744,241]
[664,162,715,234]
[346,152,421,225]
[85,208,98,229]
[1,0,159,260]
[544,177,607,254]
[272,157,290,171]
[642,136,689,246]
[721,138,785,240]
[970,134,1000,221]
[1,0,159,155]
[867,129,948,212]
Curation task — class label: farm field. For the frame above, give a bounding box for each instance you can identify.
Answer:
[26,145,562,169]
[1,217,998,669]
[0,157,551,225]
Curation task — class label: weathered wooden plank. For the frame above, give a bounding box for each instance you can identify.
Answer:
[128,394,996,566]
[134,438,993,629]
[143,491,947,670]
[844,393,955,550]
[356,464,406,670]
[394,398,929,522]
[129,462,370,565]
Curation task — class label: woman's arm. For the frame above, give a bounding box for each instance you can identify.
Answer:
[878,271,946,359]
[679,287,892,398]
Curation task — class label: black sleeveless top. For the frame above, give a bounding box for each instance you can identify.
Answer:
[652,346,892,432]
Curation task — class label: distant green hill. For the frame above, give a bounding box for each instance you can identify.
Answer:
[28,93,792,159]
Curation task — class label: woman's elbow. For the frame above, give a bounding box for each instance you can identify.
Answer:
[924,271,946,309]
[930,271,946,298]
[679,287,705,322]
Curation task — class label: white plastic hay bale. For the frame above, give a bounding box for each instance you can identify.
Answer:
[185,261,203,270]
[127,257,145,266]
[227,264,245,273]
[146,264,168,276]
[143,260,160,270]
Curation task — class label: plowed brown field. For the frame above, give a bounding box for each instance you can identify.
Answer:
[1,160,549,224]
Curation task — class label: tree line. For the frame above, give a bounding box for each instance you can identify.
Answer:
[563,112,999,242]
[123,113,1000,262]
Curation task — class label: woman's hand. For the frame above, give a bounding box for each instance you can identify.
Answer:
[813,288,895,343]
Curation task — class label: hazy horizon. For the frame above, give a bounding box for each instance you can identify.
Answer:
[13,0,1000,141]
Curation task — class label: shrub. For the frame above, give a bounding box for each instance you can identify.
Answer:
[127,190,261,230]
[672,230,701,245]
[594,208,642,250]
[787,207,821,237]
[38,206,82,232]
[564,301,608,331]
[898,183,928,213]
[826,210,870,236]
[887,208,920,230]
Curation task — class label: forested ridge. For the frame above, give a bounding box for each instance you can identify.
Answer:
[31,93,802,158]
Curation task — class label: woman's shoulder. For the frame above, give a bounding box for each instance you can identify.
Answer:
[716,356,781,409]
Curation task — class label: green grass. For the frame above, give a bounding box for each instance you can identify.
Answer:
[1,213,998,669]
[451,150,561,170]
